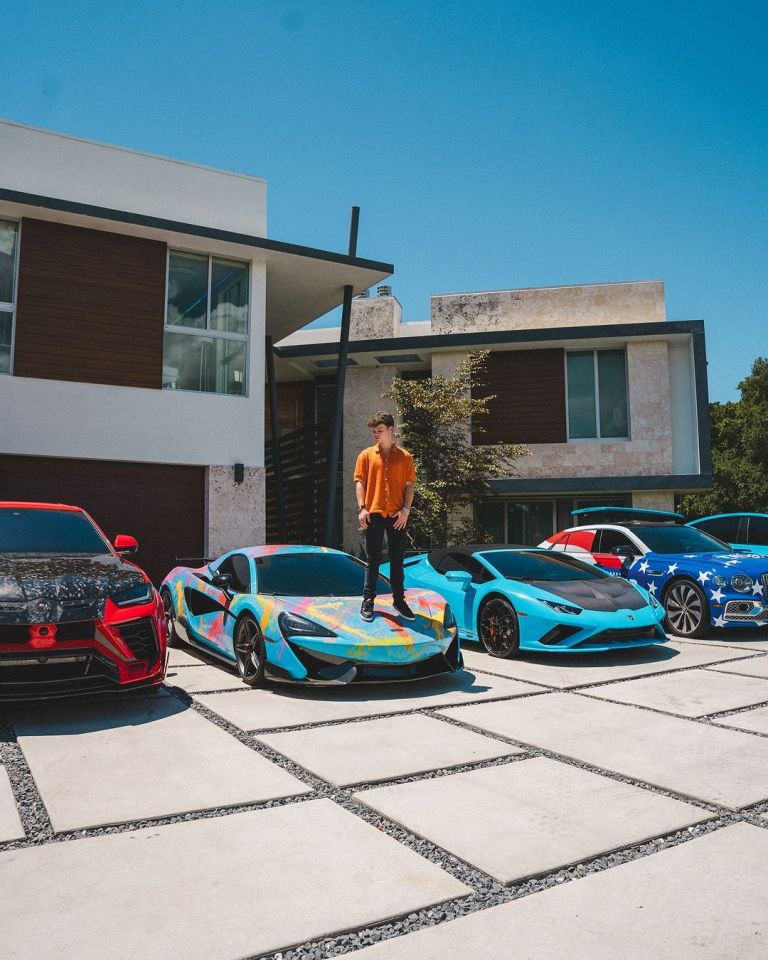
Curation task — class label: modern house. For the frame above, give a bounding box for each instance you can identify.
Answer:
[271,280,711,551]
[0,120,392,581]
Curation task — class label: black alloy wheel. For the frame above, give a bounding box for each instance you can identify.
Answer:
[161,588,182,648]
[663,579,709,638]
[478,597,520,658]
[234,615,266,687]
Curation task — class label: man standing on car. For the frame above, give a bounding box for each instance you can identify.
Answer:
[354,411,416,622]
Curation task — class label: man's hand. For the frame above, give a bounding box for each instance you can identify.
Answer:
[358,507,371,528]
[393,508,409,531]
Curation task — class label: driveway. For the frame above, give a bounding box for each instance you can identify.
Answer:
[2,631,768,959]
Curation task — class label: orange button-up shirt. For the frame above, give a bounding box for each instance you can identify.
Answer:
[354,444,416,517]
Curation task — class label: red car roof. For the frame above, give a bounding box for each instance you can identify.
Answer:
[0,501,84,512]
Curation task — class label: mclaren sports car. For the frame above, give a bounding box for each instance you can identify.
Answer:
[161,544,462,685]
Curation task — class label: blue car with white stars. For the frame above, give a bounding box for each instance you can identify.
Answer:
[540,507,768,638]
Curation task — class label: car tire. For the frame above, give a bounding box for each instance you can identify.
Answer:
[663,579,710,638]
[160,588,183,648]
[234,614,266,687]
[477,597,520,659]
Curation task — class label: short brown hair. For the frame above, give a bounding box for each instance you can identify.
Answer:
[367,411,394,429]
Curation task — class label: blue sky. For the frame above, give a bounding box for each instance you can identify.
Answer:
[3,0,766,401]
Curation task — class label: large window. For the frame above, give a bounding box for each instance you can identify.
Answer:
[0,220,19,375]
[566,349,629,439]
[476,499,555,546]
[163,251,249,395]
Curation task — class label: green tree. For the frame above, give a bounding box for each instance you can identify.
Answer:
[682,357,768,516]
[386,350,529,547]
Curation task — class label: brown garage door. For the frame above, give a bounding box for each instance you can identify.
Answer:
[0,455,205,585]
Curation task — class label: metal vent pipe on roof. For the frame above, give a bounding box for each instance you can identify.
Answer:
[377,285,392,297]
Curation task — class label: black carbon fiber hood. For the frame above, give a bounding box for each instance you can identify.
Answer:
[0,554,145,624]
[532,576,647,611]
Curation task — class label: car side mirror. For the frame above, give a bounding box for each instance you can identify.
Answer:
[211,573,233,591]
[113,534,139,554]
[445,570,473,588]
[611,545,636,558]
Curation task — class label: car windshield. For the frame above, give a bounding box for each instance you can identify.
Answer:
[255,552,389,597]
[0,507,111,554]
[481,550,607,582]
[638,525,730,554]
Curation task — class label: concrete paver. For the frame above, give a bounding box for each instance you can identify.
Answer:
[197,671,546,731]
[0,767,24,842]
[461,640,750,688]
[0,798,469,960]
[584,668,768,717]
[355,756,707,882]
[13,696,307,831]
[706,656,768,680]
[673,634,768,651]
[167,647,207,667]
[351,824,768,959]
[164,663,244,693]
[259,714,520,786]
[439,692,768,808]
[713,705,768,735]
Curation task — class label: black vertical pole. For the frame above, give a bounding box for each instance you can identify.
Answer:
[323,206,360,546]
[265,335,288,542]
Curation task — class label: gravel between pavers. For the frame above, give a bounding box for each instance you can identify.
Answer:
[2,669,767,960]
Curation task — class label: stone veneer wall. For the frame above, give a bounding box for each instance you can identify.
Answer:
[431,342,673,481]
[432,281,665,334]
[349,296,402,340]
[206,465,266,556]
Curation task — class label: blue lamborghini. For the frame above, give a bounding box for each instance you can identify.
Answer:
[385,545,666,658]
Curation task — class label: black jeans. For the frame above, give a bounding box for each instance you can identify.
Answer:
[363,513,407,601]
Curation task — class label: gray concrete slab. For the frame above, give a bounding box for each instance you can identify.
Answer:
[706,656,768,680]
[355,756,706,883]
[461,640,750,689]
[167,647,207,666]
[352,824,768,959]
[714,705,768,735]
[259,714,520,786]
[13,696,308,831]
[0,798,469,960]
[164,663,245,693]
[439,692,768,808]
[673,634,768,651]
[585,668,768,717]
[197,671,546,732]
[0,767,24,842]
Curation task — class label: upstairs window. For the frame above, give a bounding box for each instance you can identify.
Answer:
[163,251,249,395]
[566,349,629,439]
[0,220,19,375]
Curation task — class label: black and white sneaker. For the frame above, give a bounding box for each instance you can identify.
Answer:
[393,598,416,621]
[360,598,374,622]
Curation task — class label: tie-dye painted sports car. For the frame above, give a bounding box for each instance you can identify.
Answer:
[161,545,462,686]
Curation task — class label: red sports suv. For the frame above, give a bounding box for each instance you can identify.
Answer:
[0,502,167,699]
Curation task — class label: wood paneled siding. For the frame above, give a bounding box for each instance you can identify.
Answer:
[472,348,567,444]
[14,218,167,388]
[0,455,205,584]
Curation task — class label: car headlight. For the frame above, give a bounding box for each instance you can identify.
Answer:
[443,604,456,630]
[649,593,660,609]
[712,575,728,588]
[731,575,754,593]
[278,611,337,639]
[111,582,153,607]
[540,599,582,616]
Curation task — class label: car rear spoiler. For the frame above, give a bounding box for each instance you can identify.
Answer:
[571,506,684,523]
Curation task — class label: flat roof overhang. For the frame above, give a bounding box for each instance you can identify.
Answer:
[0,188,393,342]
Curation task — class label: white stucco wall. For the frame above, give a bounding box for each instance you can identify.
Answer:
[0,120,267,236]
[0,262,267,468]
[667,337,700,474]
